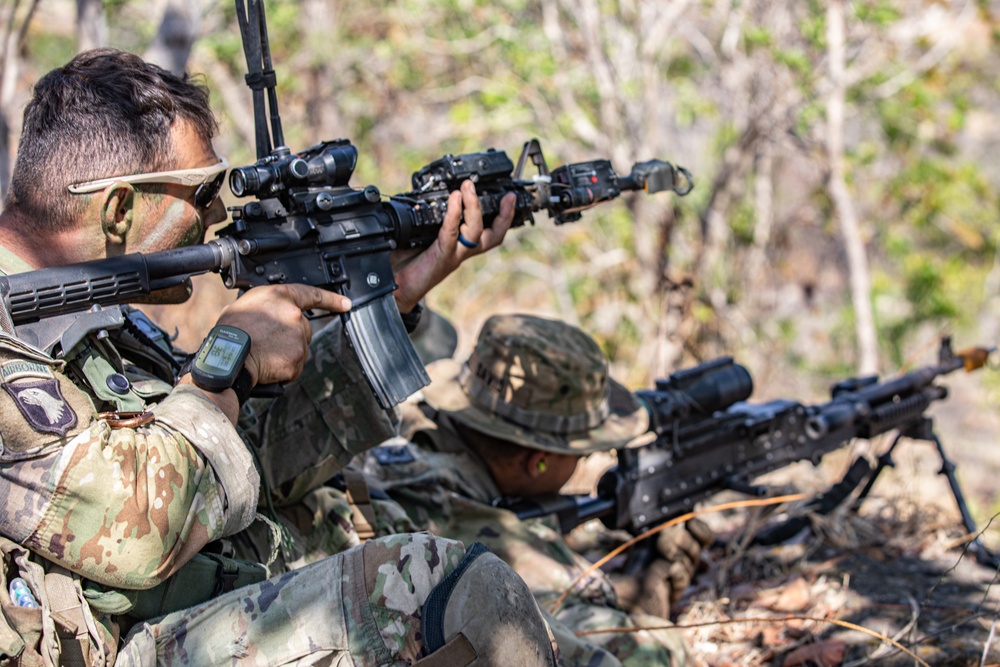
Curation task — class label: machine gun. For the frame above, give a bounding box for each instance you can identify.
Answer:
[501,338,998,569]
[0,0,692,409]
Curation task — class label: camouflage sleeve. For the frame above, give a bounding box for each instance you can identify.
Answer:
[0,341,259,590]
[240,317,397,505]
[152,385,260,534]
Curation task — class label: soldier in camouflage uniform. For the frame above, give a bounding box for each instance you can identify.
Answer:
[0,49,555,666]
[365,314,716,666]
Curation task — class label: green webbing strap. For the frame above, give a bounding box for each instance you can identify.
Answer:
[77,347,145,413]
[81,583,136,616]
[128,553,267,621]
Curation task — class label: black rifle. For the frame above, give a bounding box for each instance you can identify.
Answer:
[0,0,691,409]
[500,338,998,569]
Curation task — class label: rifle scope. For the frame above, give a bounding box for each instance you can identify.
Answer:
[637,357,753,434]
[229,142,358,198]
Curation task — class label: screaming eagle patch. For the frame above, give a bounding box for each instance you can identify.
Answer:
[1,360,78,435]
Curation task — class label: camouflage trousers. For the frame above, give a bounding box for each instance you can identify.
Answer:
[230,485,418,571]
[116,533,554,666]
[548,604,690,667]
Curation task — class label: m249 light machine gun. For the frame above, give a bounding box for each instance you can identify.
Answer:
[0,0,693,409]
[503,339,998,568]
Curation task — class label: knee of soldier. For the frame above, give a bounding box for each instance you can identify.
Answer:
[360,534,556,666]
[421,541,557,667]
[360,532,468,614]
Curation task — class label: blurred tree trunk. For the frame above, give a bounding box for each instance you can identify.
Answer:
[0,0,39,203]
[300,0,342,141]
[825,0,878,375]
[144,0,200,75]
[746,141,773,314]
[76,0,107,52]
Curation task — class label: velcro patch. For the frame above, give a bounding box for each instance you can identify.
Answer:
[2,377,78,436]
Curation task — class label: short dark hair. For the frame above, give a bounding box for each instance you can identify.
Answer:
[6,48,218,228]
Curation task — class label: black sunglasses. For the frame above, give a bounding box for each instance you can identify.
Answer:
[195,170,227,209]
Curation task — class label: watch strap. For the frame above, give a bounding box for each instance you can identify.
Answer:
[231,367,254,406]
[400,301,424,334]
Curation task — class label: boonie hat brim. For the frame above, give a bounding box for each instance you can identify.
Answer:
[421,358,650,456]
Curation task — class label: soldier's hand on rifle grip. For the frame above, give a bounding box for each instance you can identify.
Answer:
[183,284,351,422]
[391,180,515,314]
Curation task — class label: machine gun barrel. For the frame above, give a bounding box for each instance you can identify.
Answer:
[803,340,986,440]
[507,339,996,569]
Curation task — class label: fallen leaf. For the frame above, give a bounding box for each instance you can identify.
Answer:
[760,624,784,646]
[771,577,812,612]
[783,640,846,667]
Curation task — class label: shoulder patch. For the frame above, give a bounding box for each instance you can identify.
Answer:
[0,348,92,459]
[3,379,78,436]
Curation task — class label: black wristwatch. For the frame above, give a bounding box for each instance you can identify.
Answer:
[400,301,424,334]
[190,325,253,405]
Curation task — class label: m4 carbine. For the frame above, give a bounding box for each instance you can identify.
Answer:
[0,140,690,408]
[0,0,692,409]
[501,338,998,569]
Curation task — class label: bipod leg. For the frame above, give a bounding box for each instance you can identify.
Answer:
[928,430,1000,570]
[853,431,906,504]
[753,432,905,547]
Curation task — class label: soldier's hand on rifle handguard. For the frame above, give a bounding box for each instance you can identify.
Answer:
[390,180,516,315]
[609,518,714,618]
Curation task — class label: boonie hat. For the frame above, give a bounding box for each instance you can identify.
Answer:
[421,314,649,455]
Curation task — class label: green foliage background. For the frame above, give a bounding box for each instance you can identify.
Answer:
[8,0,1000,397]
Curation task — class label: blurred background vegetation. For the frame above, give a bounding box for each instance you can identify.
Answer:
[3,2,1000,503]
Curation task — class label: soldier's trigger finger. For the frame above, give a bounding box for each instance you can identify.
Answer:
[285,283,351,314]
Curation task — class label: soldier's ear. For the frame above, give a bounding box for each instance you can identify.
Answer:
[99,183,135,246]
[525,451,547,479]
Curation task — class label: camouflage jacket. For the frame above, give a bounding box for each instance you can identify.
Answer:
[363,413,690,667]
[0,245,396,591]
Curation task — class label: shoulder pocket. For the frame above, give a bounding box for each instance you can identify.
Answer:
[0,336,94,462]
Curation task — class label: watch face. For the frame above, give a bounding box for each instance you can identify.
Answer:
[203,336,243,373]
[192,325,251,392]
